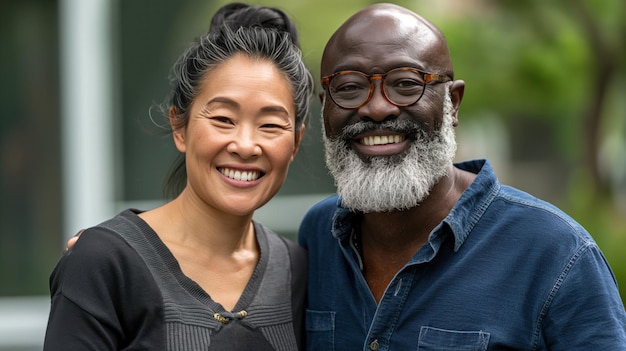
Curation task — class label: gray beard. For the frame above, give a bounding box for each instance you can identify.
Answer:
[323,88,457,213]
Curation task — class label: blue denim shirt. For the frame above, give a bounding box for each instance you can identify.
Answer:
[299,159,626,350]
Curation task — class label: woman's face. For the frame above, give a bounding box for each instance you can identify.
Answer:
[173,53,302,217]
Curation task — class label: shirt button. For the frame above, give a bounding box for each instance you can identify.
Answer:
[369,339,379,351]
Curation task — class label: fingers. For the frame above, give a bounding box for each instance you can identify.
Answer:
[64,229,84,253]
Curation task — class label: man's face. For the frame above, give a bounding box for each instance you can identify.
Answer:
[320,7,458,212]
[322,87,457,213]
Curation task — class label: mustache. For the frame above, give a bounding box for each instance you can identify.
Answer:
[340,119,425,141]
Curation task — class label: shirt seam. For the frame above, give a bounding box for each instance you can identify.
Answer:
[531,241,595,350]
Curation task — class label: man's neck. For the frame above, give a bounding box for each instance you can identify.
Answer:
[358,166,476,302]
[360,167,472,245]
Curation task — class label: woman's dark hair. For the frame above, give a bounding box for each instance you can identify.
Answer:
[163,2,314,198]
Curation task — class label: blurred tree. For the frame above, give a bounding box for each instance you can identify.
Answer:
[498,0,626,197]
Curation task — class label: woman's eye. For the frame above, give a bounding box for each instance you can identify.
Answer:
[212,116,233,124]
[261,123,284,129]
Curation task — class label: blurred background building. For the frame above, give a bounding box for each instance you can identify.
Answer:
[1,0,624,349]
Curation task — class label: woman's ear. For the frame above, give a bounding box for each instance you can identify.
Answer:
[291,126,306,162]
[170,106,186,153]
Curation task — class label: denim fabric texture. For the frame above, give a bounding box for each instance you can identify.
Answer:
[299,159,626,351]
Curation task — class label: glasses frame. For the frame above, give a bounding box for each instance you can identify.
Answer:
[321,67,452,110]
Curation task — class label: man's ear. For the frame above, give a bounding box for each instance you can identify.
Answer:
[291,126,306,162]
[169,106,186,153]
[449,80,465,127]
[318,90,325,104]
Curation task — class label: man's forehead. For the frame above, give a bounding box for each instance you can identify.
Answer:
[324,45,426,73]
[323,25,442,72]
[333,7,420,41]
[322,5,451,76]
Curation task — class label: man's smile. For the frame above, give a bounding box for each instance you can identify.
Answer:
[359,134,406,146]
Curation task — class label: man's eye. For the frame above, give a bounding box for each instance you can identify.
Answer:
[332,82,368,101]
[337,84,359,92]
[390,79,423,96]
[334,82,366,93]
[393,79,422,88]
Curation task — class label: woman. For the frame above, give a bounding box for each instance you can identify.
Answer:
[44,3,313,350]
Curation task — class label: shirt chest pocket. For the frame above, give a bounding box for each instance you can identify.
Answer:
[306,310,335,351]
[417,326,490,351]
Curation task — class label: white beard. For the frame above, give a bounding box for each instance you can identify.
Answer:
[323,87,457,213]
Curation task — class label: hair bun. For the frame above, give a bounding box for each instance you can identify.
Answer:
[208,2,300,46]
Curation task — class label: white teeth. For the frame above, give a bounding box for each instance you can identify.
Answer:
[361,135,405,146]
[219,168,260,181]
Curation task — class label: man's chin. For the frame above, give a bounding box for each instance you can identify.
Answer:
[343,202,421,214]
[338,179,432,214]
[355,152,409,165]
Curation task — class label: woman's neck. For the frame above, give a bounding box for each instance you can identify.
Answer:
[139,189,257,256]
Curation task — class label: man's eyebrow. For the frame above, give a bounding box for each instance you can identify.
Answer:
[330,61,428,74]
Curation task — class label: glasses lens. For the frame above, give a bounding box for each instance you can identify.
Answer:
[384,69,425,106]
[328,72,370,109]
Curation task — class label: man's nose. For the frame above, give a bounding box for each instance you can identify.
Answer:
[358,78,400,122]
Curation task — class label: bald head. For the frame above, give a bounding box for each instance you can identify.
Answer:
[322,3,454,79]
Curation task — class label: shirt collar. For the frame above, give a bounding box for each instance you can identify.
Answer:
[444,159,500,251]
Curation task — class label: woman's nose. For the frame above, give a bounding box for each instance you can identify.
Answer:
[226,127,262,159]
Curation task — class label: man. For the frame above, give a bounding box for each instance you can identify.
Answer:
[298,3,626,350]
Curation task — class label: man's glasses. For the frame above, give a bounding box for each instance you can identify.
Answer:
[321,67,452,110]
